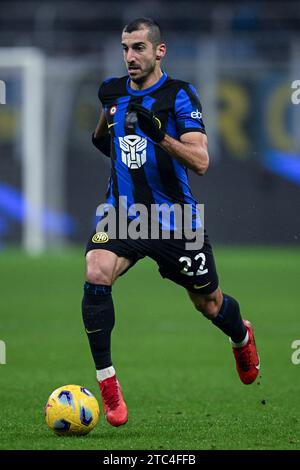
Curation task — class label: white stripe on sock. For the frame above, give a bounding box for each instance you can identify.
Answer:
[230,331,249,348]
[96,366,116,382]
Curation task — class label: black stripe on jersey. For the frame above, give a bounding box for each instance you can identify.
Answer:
[150,94,187,205]
[108,133,120,209]
[126,95,156,209]
[153,146,186,205]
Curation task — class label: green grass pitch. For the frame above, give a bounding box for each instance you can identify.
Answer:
[0,246,299,450]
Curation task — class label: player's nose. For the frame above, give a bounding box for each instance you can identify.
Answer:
[126,48,137,63]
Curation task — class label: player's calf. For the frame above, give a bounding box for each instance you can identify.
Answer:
[189,289,259,384]
[189,289,247,342]
[82,281,129,424]
[82,282,115,370]
[189,288,223,319]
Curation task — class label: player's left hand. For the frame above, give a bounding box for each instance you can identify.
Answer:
[129,103,165,143]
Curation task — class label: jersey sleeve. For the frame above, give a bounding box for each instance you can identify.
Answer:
[98,77,118,105]
[174,83,206,136]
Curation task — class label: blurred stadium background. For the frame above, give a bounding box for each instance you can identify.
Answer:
[1,0,300,252]
[1,0,300,451]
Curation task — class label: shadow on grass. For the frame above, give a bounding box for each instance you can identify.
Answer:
[41,428,148,443]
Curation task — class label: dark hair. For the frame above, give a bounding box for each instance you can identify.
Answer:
[123,17,163,47]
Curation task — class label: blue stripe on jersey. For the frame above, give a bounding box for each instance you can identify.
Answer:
[141,97,177,230]
[188,83,200,99]
[96,176,115,228]
[106,177,115,206]
[141,95,156,110]
[171,158,202,229]
[174,89,204,131]
[111,96,135,211]
[142,143,177,229]
[165,116,202,229]
[165,110,178,139]
[126,72,168,96]
[165,114,190,202]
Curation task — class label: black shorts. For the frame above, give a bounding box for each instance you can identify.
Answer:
[85,231,219,295]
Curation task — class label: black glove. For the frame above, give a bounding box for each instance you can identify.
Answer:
[129,103,165,143]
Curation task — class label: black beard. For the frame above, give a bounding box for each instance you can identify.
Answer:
[130,75,145,84]
[129,62,156,84]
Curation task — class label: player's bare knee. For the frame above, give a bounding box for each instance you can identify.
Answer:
[85,251,115,285]
[86,268,112,286]
[86,265,112,285]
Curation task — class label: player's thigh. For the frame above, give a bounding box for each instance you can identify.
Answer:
[114,254,133,280]
[85,232,146,284]
[85,249,131,284]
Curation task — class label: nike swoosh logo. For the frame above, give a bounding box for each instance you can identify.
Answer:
[85,328,102,334]
[193,281,211,289]
[108,122,118,129]
[255,357,261,370]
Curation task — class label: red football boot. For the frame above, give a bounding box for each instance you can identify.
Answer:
[99,375,128,426]
[232,320,260,385]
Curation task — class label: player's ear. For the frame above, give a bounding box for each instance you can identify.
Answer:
[156,43,166,61]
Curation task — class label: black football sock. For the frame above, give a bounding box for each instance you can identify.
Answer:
[82,282,115,370]
[212,294,247,343]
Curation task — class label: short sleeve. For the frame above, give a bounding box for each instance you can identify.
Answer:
[174,83,206,136]
[98,77,118,105]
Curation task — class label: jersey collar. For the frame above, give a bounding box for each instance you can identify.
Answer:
[126,72,168,96]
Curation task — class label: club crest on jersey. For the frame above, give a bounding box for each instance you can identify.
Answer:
[109,105,117,115]
[92,232,109,243]
[119,135,147,169]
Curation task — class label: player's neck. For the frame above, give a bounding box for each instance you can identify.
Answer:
[129,69,163,91]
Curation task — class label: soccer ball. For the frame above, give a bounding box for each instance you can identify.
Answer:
[45,384,100,436]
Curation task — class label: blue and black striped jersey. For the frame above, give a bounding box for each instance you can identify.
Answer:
[99,72,206,230]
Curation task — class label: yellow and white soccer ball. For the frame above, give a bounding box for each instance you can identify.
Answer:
[45,384,100,435]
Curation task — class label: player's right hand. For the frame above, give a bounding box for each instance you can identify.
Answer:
[128,103,165,143]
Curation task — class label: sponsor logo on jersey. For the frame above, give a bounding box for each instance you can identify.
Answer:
[191,109,202,119]
[92,232,109,243]
[119,135,147,169]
